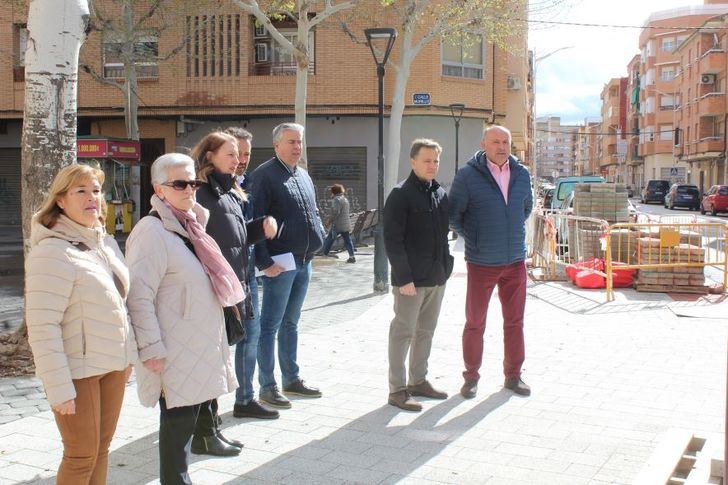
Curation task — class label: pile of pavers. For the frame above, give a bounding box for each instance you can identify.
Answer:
[635,237,707,293]
[573,183,630,222]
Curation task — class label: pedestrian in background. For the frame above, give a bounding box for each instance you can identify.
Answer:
[126,153,240,484]
[383,139,454,412]
[321,183,356,263]
[249,122,326,409]
[448,125,533,400]
[25,164,136,484]
[223,127,281,420]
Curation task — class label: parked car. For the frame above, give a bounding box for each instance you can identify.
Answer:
[700,185,728,215]
[641,179,670,204]
[664,184,700,211]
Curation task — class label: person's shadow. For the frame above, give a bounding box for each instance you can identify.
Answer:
[219,390,512,483]
[15,391,511,484]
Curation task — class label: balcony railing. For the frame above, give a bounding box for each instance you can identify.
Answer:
[699,48,725,74]
[698,92,725,116]
[697,137,723,153]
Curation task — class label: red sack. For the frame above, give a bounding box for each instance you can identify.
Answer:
[574,269,606,289]
[611,262,636,288]
[567,258,604,284]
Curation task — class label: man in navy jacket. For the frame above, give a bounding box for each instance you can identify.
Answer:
[249,123,326,409]
[449,125,533,399]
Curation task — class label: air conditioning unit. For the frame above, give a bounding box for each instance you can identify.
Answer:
[701,74,716,84]
[507,74,521,91]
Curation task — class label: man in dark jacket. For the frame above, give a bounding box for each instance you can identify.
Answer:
[249,122,326,409]
[449,125,533,400]
[384,138,454,412]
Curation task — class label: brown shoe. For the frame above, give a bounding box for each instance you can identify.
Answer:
[460,379,478,399]
[388,390,422,412]
[504,377,531,396]
[407,380,448,400]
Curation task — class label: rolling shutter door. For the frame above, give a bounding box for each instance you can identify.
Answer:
[0,149,21,226]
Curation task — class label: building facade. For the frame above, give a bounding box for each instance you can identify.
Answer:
[636,3,728,188]
[0,0,531,227]
[599,77,628,182]
[535,116,578,181]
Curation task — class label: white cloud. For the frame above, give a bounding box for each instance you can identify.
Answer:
[529,0,701,123]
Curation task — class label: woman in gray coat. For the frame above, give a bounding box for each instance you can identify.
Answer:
[321,184,355,263]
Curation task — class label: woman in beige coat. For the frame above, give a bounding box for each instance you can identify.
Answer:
[125,153,241,485]
[25,164,137,485]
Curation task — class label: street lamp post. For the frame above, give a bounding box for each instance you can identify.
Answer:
[449,103,465,173]
[364,27,397,293]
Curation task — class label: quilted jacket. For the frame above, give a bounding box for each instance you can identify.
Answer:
[125,195,237,409]
[25,214,137,406]
[330,194,352,232]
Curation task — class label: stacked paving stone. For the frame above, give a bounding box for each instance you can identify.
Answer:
[635,238,707,293]
[572,183,632,262]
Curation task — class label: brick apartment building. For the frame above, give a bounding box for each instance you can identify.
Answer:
[634,2,728,189]
[599,77,628,182]
[0,1,531,227]
[674,13,727,194]
[534,116,578,181]
[625,54,642,188]
[575,118,601,176]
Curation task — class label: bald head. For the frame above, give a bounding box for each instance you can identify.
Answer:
[480,125,512,166]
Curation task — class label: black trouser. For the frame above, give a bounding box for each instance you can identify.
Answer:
[159,397,201,485]
[193,398,219,438]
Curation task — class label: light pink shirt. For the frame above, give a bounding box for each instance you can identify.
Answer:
[486,158,511,203]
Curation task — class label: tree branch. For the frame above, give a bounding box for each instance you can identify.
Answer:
[231,0,301,56]
[310,0,357,28]
[135,0,164,30]
[80,64,125,94]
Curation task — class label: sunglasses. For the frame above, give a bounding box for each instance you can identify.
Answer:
[162,179,205,191]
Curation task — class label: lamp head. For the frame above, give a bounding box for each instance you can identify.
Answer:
[449,103,465,122]
[364,28,397,66]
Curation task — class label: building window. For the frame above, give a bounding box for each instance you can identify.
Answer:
[659,94,675,110]
[660,37,675,52]
[442,34,484,80]
[13,23,28,82]
[659,124,672,141]
[251,18,315,76]
[103,33,159,79]
[186,15,241,77]
[660,66,675,81]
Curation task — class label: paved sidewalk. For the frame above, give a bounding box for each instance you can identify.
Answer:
[0,249,726,484]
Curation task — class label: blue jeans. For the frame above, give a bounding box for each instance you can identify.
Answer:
[257,260,312,392]
[322,227,355,257]
[234,272,260,404]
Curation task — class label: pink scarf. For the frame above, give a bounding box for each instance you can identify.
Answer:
[164,200,245,307]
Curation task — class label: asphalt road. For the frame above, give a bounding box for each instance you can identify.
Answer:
[632,198,728,223]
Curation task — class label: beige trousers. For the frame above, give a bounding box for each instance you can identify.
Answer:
[388,284,446,393]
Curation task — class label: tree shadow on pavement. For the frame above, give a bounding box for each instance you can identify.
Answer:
[221,390,512,484]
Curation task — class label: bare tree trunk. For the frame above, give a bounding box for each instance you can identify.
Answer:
[122,0,140,141]
[1,0,90,371]
[385,31,413,195]
[295,8,311,168]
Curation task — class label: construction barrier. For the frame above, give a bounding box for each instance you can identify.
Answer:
[604,222,728,301]
[529,208,728,301]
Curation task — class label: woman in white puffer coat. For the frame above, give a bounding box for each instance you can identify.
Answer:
[125,153,241,485]
[25,164,137,485]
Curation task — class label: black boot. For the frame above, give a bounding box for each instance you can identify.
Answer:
[191,434,241,456]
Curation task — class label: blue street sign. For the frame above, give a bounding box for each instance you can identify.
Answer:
[413,93,431,105]
[670,167,678,176]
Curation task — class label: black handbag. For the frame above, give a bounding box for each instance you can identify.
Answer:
[223,303,246,346]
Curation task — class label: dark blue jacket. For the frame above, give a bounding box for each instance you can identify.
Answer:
[249,157,325,269]
[448,152,533,266]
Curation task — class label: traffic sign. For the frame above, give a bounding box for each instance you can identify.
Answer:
[670,167,678,176]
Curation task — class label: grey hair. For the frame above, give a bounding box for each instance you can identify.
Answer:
[272,122,305,144]
[410,138,443,159]
[483,124,512,140]
[151,153,196,185]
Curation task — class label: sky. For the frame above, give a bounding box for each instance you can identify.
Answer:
[529,0,714,125]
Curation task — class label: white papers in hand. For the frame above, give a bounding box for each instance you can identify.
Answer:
[255,252,296,277]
